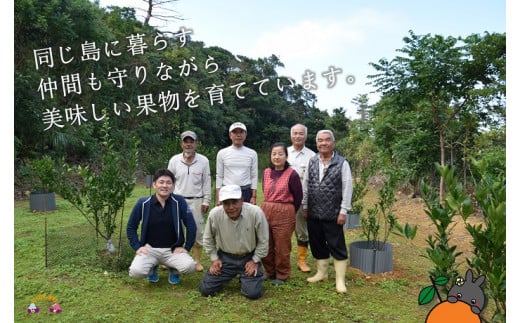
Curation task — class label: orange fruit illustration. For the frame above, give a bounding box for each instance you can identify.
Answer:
[426,301,481,323]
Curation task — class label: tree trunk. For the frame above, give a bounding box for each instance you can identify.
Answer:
[439,129,445,201]
[144,0,153,26]
[106,238,116,254]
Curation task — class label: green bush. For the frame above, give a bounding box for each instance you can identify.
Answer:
[24,155,58,193]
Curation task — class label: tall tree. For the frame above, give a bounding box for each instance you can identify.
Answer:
[326,107,350,140]
[351,94,370,121]
[368,30,505,199]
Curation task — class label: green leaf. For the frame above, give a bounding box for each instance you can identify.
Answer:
[418,285,436,305]
[434,276,449,286]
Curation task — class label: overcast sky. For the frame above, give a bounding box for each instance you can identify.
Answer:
[98,0,505,119]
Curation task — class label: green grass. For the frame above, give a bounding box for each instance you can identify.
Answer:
[14,184,446,322]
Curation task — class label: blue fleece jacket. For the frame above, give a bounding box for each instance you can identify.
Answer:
[126,194,196,252]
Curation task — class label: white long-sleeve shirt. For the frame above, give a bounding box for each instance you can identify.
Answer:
[168,153,212,206]
[288,145,315,182]
[215,145,258,189]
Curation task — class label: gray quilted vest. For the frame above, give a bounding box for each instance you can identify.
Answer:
[307,152,345,221]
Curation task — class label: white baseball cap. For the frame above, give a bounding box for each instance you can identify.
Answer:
[219,185,242,202]
[229,122,247,132]
[180,130,197,141]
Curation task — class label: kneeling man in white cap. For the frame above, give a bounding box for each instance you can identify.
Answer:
[199,184,269,299]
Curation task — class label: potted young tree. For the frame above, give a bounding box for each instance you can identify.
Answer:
[27,155,57,212]
[349,172,416,274]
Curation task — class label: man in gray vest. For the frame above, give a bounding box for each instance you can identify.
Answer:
[302,130,353,293]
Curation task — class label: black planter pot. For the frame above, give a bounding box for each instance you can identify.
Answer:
[29,191,56,212]
[145,174,154,188]
[349,240,393,274]
[343,211,360,230]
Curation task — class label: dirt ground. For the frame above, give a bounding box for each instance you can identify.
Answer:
[363,185,485,267]
[342,185,489,294]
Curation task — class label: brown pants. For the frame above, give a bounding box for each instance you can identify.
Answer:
[261,201,296,280]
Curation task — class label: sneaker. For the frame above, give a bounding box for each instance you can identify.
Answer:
[147,265,159,283]
[168,268,181,285]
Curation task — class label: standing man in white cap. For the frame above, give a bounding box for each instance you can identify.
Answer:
[287,123,315,273]
[215,122,258,205]
[199,184,269,299]
[168,130,212,272]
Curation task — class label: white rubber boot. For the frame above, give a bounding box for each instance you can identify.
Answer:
[306,259,329,283]
[333,259,348,293]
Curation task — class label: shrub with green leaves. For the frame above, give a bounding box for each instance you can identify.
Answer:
[464,159,506,321]
[56,115,139,254]
[361,170,416,250]
[24,155,58,193]
[420,164,466,292]
[421,160,505,322]
[351,163,375,215]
